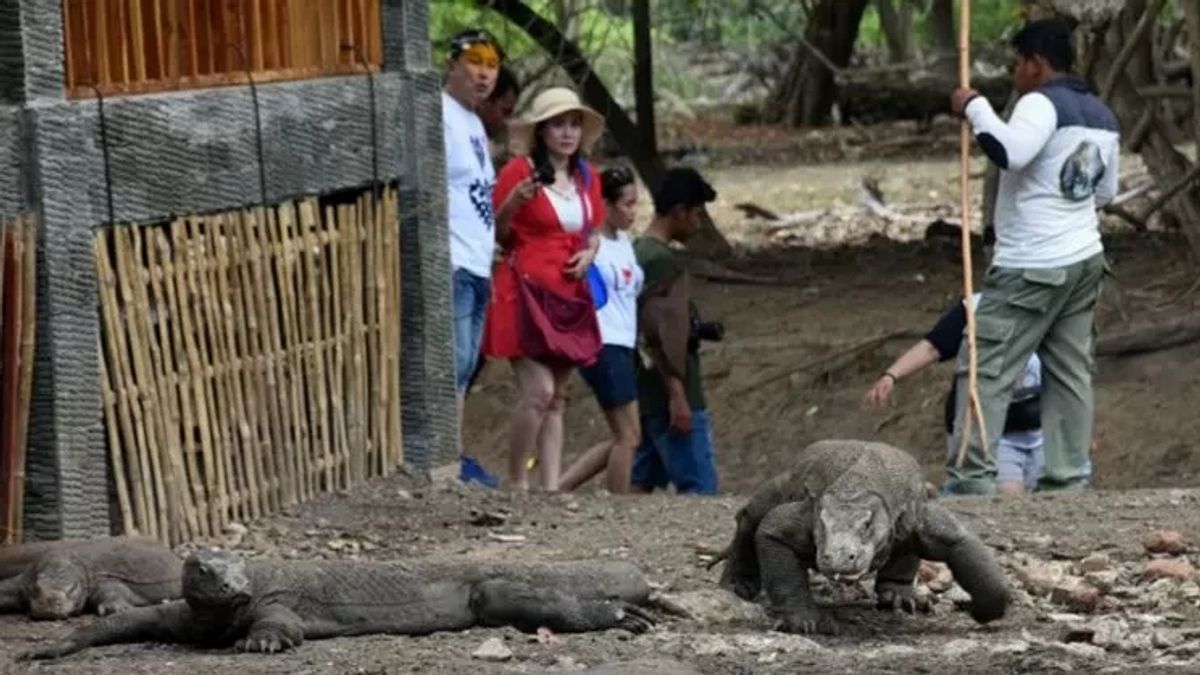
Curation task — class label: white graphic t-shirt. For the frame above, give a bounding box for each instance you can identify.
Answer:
[592,231,644,348]
[442,92,496,278]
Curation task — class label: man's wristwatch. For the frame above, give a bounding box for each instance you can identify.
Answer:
[882,371,898,383]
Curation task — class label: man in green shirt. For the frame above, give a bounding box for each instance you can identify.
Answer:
[631,167,721,495]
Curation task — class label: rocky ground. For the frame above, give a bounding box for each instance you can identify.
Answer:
[4,472,1200,674]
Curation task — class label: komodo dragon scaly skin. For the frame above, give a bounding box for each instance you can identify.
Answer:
[709,439,1009,635]
[20,549,657,660]
[0,537,182,620]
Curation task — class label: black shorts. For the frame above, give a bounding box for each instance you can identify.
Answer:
[579,345,638,411]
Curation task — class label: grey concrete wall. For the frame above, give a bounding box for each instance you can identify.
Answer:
[11,0,456,539]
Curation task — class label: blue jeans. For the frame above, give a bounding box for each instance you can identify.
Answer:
[631,408,718,495]
[452,267,490,394]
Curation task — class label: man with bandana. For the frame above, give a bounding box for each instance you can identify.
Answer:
[441,29,507,487]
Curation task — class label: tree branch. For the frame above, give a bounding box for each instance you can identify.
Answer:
[1101,0,1167,101]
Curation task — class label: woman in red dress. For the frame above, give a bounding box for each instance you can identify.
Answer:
[483,87,607,491]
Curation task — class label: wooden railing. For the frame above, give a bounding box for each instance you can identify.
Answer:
[63,0,383,99]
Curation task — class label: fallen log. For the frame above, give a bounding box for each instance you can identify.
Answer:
[1096,311,1200,357]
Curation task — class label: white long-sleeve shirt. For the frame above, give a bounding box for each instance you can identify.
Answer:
[965,77,1120,269]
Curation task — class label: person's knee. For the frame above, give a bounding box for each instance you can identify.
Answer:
[517,376,556,414]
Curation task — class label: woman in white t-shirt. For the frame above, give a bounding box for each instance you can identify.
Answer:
[558,166,645,493]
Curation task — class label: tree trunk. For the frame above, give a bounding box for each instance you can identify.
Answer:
[1184,0,1200,142]
[875,0,914,63]
[928,0,957,57]
[480,0,732,257]
[632,0,656,155]
[763,0,870,127]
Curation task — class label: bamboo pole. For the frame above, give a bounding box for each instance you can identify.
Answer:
[298,200,334,491]
[324,205,352,488]
[174,219,225,533]
[955,0,988,468]
[384,187,403,469]
[155,228,213,537]
[276,201,316,498]
[263,204,304,505]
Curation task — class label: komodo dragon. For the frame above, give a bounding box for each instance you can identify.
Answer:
[21,549,657,660]
[708,439,1009,635]
[0,536,182,620]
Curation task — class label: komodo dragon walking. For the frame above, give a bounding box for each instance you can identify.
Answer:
[0,536,182,620]
[708,439,1009,635]
[21,549,657,660]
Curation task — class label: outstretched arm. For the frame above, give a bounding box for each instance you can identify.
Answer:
[914,503,1009,624]
[19,602,193,661]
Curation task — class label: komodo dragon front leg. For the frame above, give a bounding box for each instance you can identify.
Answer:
[18,602,198,661]
[469,579,656,635]
[873,547,931,615]
[0,575,24,613]
[913,502,1009,624]
[91,579,152,616]
[235,603,305,654]
[754,501,837,635]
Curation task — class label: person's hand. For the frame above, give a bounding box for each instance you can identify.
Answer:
[950,88,980,117]
[502,176,538,210]
[864,373,896,409]
[668,390,693,436]
[563,247,595,280]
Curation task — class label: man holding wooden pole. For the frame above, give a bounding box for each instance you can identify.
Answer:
[946,18,1118,494]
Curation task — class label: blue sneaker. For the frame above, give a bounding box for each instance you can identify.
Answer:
[459,454,500,488]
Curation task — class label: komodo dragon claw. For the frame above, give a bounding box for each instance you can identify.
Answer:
[615,603,657,634]
[875,584,932,615]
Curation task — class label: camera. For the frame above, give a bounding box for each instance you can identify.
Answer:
[687,318,724,353]
[534,164,555,185]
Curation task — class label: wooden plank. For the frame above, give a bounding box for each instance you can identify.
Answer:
[124,225,197,543]
[164,0,181,81]
[93,230,155,539]
[322,206,351,487]
[97,334,135,536]
[129,0,148,83]
[192,216,241,524]
[384,187,403,470]
[337,203,363,481]
[298,200,334,491]
[113,227,172,542]
[244,207,293,507]
[227,210,278,513]
[144,225,204,542]
[115,0,132,85]
[174,219,226,533]
[210,214,263,521]
[366,0,382,65]
[274,201,315,499]
[154,227,214,538]
[0,225,20,542]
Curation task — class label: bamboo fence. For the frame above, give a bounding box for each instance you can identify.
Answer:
[0,214,37,545]
[95,187,402,545]
[63,0,383,99]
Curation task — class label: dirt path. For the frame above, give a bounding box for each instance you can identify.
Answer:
[3,474,1200,674]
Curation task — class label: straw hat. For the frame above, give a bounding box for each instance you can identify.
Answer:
[507,87,606,157]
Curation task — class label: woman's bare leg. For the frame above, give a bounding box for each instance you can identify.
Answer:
[557,439,614,493]
[603,402,641,494]
[508,359,556,490]
[534,366,572,491]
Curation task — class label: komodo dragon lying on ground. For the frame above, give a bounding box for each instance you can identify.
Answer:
[0,536,181,620]
[708,439,1009,635]
[21,549,657,660]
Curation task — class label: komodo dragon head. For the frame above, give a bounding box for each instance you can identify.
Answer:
[812,491,892,581]
[183,549,252,609]
[26,555,89,620]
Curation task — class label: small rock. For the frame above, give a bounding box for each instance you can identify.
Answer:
[565,501,580,512]
[942,639,981,658]
[654,589,768,626]
[692,636,733,656]
[1016,561,1067,596]
[1084,570,1119,593]
[224,522,248,536]
[1090,618,1131,648]
[1174,581,1200,600]
[1078,553,1112,573]
[487,532,527,544]
[990,640,1031,655]
[472,637,513,662]
[1153,629,1185,649]
[396,489,413,500]
[1144,530,1186,555]
[918,560,953,592]
[1051,582,1103,613]
[943,583,972,605]
[1053,642,1106,658]
[1143,559,1195,582]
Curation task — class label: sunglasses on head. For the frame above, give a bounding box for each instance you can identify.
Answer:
[449,31,504,60]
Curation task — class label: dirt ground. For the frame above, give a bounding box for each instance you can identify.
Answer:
[4,478,1200,674]
[4,118,1200,674]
